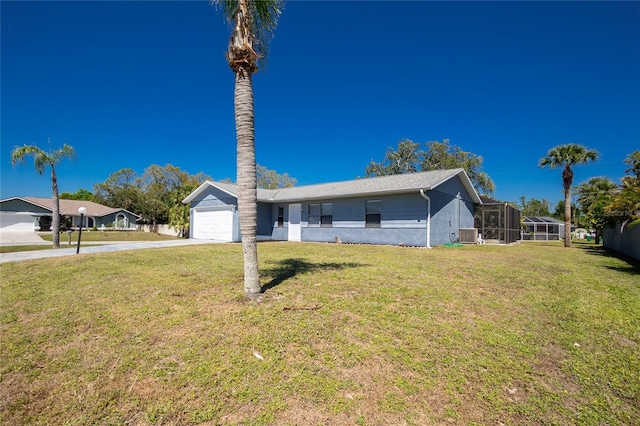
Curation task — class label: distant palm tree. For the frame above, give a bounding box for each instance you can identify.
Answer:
[11,142,76,248]
[211,0,284,298]
[540,144,599,248]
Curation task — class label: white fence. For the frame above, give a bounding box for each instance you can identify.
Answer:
[604,224,640,261]
[137,224,182,237]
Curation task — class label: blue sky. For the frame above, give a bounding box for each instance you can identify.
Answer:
[2,1,639,207]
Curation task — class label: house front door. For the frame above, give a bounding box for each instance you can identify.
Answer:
[288,204,301,241]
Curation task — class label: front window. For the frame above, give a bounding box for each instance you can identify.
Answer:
[366,200,381,228]
[277,206,284,227]
[309,203,333,227]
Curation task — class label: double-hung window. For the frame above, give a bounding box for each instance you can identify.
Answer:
[309,203,333,227]
[365,200,381,228]
[277,206,284,227]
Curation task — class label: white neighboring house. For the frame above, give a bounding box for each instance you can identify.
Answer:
[0,197,140,232]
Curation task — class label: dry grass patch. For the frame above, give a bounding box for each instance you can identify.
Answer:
[1,241,638,425]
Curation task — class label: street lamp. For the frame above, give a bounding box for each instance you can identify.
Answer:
[77,206,87,254]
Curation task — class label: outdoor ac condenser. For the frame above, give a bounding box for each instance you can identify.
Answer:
[459,228,479,244]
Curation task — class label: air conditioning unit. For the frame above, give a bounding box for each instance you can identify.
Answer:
[459,228,479,244]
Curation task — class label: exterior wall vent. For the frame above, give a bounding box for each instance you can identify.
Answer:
[459,228,479,244]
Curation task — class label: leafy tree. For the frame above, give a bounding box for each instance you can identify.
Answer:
[94,165,209,228]
[553,200,582,224]
[257,164,297,189]
[93,168,142,213]
[60,188,95,201]
[11,141,75,248]
[138,164,185,224]
[606,151,640,228]
[365,139,495,195]
[169,185,198,238]
[519,196,551,217]
[364,139,421,176]
[212,0,284,299]
[624,150,640,178]
[539,143,599,247]
[577,177,617,242]
[422,140,495,195]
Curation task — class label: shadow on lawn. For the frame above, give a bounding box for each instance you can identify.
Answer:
[261,258,368,292]
[575,242,640,276]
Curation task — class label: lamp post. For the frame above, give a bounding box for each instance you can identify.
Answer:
[77,206,87,254]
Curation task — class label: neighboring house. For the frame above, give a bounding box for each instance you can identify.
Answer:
[0,197,140,232]
[521,216,565,241]
[183,169,482,247]
[474,196,521,244]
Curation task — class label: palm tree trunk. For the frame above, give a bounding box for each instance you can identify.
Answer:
[234,65,261,298]
[51,167,61,248]
[563,166,572,248]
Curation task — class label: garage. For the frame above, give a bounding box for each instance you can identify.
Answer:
[0,212,36,232]
[192,207,234,241]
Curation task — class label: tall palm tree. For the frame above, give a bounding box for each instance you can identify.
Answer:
[211,0,284,298]
[539,143,599,248]
[11,142,76,248]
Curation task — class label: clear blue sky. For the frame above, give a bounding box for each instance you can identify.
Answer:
[2,1,639,207]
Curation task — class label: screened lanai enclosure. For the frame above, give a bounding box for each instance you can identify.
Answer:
[521,216,565,241]
[474,197,521,244]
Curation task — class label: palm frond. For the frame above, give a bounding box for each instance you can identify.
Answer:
[212,0,284,71]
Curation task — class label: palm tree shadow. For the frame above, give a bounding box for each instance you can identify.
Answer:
[261,258,368,292]
[575,242,640,276]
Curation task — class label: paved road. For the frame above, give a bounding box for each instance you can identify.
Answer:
[0,238,223,264]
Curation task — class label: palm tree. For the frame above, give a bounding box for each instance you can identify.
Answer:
[539,143,599,247]
[211,0,284,298]
[577,177,617,243]
[11,142,76,248]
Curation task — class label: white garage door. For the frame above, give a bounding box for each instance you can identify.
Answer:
[0,213,36,232]
[193,209,234,241]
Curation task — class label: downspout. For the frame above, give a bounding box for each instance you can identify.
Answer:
[419,189,432,248]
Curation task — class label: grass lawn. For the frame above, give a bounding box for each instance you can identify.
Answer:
[1,241,638,425]
[38,231,181,243]
[0,231,181,254]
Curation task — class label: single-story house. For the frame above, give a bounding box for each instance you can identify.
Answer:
[0,197,140,232]
[521,216,565,241]
[183,168,483,247]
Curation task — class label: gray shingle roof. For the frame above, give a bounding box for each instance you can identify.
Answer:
[184,169,482,204]
[22,197,139,218]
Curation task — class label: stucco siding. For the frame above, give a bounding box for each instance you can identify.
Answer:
[303,227,427,246]
[427,176,475,246]
[296,193,429,245]
[257,203,273,236]
[187,173,479,247]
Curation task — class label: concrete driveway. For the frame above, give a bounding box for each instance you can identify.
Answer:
[0,238,222,264]
[0,231,47,246]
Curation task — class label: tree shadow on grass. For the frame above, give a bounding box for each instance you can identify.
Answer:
[574,242,640,276]
[261,258,368,293]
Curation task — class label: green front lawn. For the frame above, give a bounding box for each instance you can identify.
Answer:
[1,242,638,425]
[38,230,181,242]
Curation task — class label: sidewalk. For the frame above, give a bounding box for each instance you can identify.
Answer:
[0,239,223,264]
